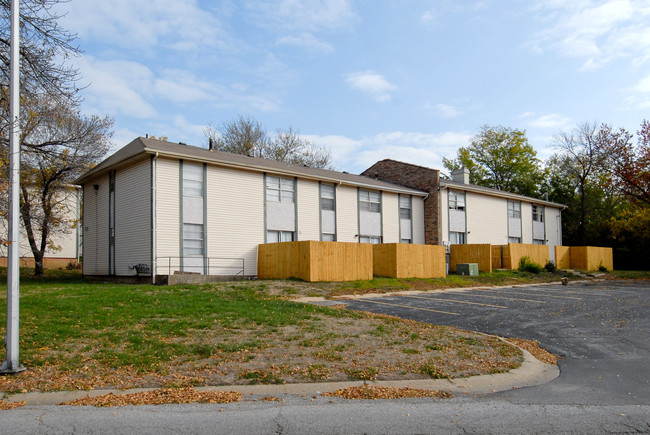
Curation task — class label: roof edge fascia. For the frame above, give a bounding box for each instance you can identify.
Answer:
[441,182,567,209]
[148,147,427,196]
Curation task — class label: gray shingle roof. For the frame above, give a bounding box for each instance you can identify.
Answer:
[76,137,427,196]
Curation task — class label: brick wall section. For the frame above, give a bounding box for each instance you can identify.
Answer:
[361,160,441,245]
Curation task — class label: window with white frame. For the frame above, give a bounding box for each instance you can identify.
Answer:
[508,200,521,219]
[509,236,521,244]
[320,183,336,241]
[266,230,294,243]
[532,204,545,244]
[449,191,465,210]
[359,189,382,243]
[183,164,203,197]
[449,231,466,245]
[359,190,381,212]
[183,223,204,256]
[399,195,412,244]
[266,176,294,203]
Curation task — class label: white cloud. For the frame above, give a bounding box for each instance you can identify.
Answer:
[528,113,572,129]
[276,33,334,52]
[248,0,356,32]
[433,103,461,118]
[77,56,158,119]
[58,0,230,53]
[308,131,471,173]
[530,0,650,70]
[345,71,397,102]
[624,74,650,109]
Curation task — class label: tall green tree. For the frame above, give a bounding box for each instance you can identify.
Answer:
[443,125,545,197]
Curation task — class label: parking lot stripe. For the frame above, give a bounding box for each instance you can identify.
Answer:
[356,299,460,316]
[453,291,547,304]
[402,294,506,309]
[475,288,582,300]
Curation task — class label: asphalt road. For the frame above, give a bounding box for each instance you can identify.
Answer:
[342,280,650,405]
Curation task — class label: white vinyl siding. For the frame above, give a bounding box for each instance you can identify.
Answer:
[297,179,320,241]
[521,202,532,244]
[335,185,358,242]
[412,196,425,244]
[466,193,508,244]
[82,174,110,275]
[382,192,399,243]
[155,157,181,274]
[114,159,151,276]
[206,165,264,276]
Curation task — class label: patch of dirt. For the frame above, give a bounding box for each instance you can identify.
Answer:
[322,384,453,400]
[61,387,242,407]
[506,338,560,365]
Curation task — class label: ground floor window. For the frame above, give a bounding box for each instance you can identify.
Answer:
[183,223,204,256]
[322,233,336,241]
[400,238,412,244]
[449,231,466,244]
[267,230,295,243]
[533,239,546,245]
[509,237,521,243]
[359,235,382,244]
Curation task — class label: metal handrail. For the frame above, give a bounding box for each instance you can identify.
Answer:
[155,256,245,277]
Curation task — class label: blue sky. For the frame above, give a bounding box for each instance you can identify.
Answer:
[56,0,650,174]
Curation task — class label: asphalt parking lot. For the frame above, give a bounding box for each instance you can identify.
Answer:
[341,280,650,405]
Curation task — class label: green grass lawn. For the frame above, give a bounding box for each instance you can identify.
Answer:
[0,268,526,393]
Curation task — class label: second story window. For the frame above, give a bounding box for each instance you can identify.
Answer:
[532,205,544,222]
[266,176,294,203]
[359,190,381,212]
[449,191,465,210]
[508,200,521,219]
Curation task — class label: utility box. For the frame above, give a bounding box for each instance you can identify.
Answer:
[457,263,479,276]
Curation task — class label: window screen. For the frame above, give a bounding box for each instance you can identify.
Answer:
[359,190,381,212]
[266,176,294,203]
[449,191,465,210]
[183,223,204,255]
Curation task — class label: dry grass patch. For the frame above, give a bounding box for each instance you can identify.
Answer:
[0,399,26,410]
[0,276,523,393]
[506,338,560,365]
[61,387,242,407]
[323,385,453,400]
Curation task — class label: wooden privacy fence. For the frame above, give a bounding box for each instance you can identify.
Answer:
[257,241,373,282]
[374,243,446,278]
[492,243,550,270]
[450,244,492,273]
[555,246,614,271]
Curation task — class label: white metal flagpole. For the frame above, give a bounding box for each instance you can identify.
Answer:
[1,0,25,374]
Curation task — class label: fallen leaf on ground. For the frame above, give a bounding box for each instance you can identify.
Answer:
[322,384,453,400]
[60,387,242,407]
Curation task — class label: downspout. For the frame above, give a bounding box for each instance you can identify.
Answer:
[151,152,158,284]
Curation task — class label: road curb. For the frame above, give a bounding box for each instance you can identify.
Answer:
[6,343,559,406]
